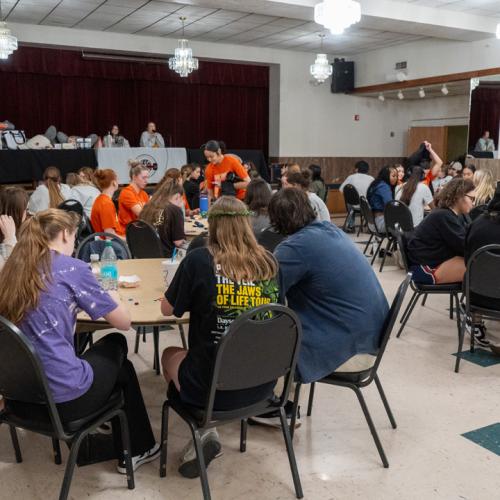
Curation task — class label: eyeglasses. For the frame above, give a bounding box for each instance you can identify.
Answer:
[465,194,476,203]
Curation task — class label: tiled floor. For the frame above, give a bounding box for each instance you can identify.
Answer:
[2,231,500,499]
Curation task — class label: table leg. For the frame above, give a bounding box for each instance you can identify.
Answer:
[153,326,160,376]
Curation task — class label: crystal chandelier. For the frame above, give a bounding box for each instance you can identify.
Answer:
[168,17,199,78]
[0,0,17,60]
[314,0,361,35]
[310,34,332,84]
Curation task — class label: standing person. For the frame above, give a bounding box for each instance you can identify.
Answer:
[282,171,330,222]
[396,167,434,226]
[0,209,159,473]
[140,122,165,148]
[69,167,101,218]
[366,165,398,232]
[103,125,130,148]
[91,169,125,237]
[473,169,496,206]
[475,131,495,153]
[28,166,72,214]
[407,141,443,190]
[407,178,476,285]
[203,140,250,202]
[308,164,327,202]
[267,188,388,395]
[183,164,202,210]
[118,164,149,228]
[141,181,187,258]
[244,178,272,235]
[160,196,279,478]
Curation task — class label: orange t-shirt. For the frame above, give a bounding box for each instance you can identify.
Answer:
[423,170,436,187]
[204,156,249,200]
[91,194,125,236]
[118,184,149,228]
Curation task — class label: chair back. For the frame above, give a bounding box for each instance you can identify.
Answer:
[369,274,411,378]
[343,184,360,206]
[58,199,84,217]
[75,232,131,262]
[391,227,411,273]
[126,220,163,259]
[466,244,500,311]
[384,200,414,233]
[203,304,302,425]
[0,316,66,437]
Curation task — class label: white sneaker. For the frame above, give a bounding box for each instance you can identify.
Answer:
[178,429,222,479]
[116,442,161,474]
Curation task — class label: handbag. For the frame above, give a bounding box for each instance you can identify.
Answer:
[1,130,27,149]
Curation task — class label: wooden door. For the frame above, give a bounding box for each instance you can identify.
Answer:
[408,126,448,161]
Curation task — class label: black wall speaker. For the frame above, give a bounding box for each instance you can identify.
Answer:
[331,59,354,93]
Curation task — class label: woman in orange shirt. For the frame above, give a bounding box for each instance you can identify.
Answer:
[203,140,250,202]
[118,163,150,228]
[91,169,125,237]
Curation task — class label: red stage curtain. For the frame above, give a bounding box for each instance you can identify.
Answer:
[469,87,500,151]
[0,47,269,154]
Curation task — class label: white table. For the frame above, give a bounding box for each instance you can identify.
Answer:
[97,147,187,184]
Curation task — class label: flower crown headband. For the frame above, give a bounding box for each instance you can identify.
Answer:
[208,209,254,220]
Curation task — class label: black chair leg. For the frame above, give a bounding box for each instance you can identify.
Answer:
[117,410,135,490]
[357,213,364,237]
[421,294,428,306]
[397,291,419,338]
[449,294,454,320]
[374,375,397,429]
[178,323,188,350]
[370,237,384,266]
[351,385,389,468]
[379,237,392,272]
[191,426,212,500]
[159,401,170,478]
[59,432,86,500]
[363,234,374,255]
[307,382,315,417]
[9,425,22,463]
[153,326,160,375]
[134,327,141,354]
[455,306,467,373]
[240,419,248,452]
[278,407,304,499]
[399,290,418,325]
[290,383,301,440]
[52,438,62,465]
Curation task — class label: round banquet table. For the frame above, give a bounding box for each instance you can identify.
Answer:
[184,217,208,239]
[77,258,188,374]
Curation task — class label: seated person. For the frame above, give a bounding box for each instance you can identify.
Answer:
[407,178,475,284]
[396,167,434,226]
[462,165,475,181]
[473,169,496,207]
[160,196,279,478]
[69,167,101,218]
[0,186,29,269]
[118,163,150,228]
[406,141,443,190]
[268,188,388,385]
[103,125,130,148]
[308,164,327,202]
[366,165,397,232]
[282,170,330,222]
[140,122,165,148]
[475,131,495,153]
[91,169,125,237]
[0,209,159,472]
[244,178,272,235]
[141,181,187,258]
[28,166,72,214]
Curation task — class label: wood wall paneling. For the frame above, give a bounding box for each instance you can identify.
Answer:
[408,127,447,160]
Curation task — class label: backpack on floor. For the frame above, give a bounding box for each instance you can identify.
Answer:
[1,130,27,150]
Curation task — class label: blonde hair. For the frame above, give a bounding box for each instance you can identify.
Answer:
[0,209,80,324]
[207,196,277,282]
[78,167,97,187]
[43,166,64,208]
[128,160,148,180]
[474,169,496,206]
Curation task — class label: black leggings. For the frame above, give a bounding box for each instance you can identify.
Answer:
[11,333,155,457]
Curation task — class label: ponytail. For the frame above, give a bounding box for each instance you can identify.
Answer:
[43,166,64,208]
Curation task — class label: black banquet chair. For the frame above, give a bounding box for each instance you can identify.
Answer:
[342,184,363,234]
[75,231,131,262]
[379,200,414,272]
[455,244,500,373]
[359,196,387,265]
[289,274,411,469]
[392,228,462,340]
[159,304,304,500]
[0,316,134,500]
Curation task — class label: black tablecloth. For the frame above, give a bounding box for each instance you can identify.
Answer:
[0,149,97,183]
[186,149,269,182]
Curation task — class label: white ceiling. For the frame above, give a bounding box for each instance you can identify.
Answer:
[1,0,499,55]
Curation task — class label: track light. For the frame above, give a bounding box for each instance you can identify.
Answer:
[441,84,449,95]
[378,93,385,102]
[397,90,404,100]
[418,87,425,98]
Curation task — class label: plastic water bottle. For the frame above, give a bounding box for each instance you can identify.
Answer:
[199,193,209,218]
[90,253,101,285]
[100,241,118,291]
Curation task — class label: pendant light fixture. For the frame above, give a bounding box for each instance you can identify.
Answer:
[168,16,199,78]
[310,34,333,84]
[314,0,361,35]
[0,0,18,60]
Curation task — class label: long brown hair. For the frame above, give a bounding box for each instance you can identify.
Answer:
[141,179,183,226]
[0,209,80,324]
[435,178,475,209]
[399,167,425,206]
[0,186,29,243]
[43,166,64,208]
[207,196,277,282]
[156,167,181,192]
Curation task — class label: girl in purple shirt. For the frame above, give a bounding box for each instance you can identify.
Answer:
[0,209,159,473]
